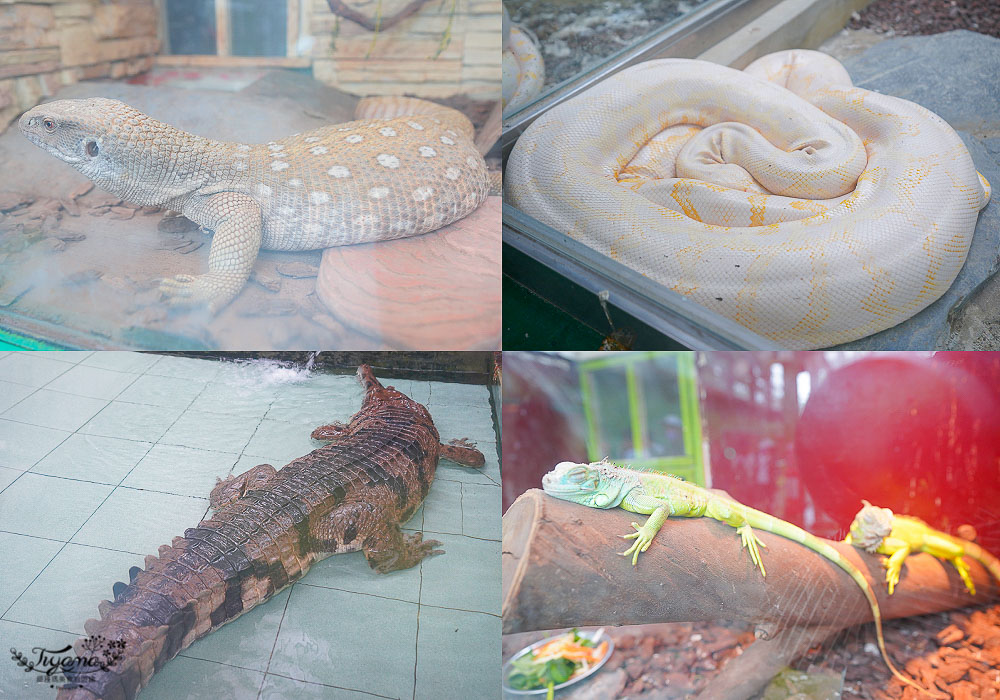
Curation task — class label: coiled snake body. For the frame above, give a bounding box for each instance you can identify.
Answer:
[506,50,991,348]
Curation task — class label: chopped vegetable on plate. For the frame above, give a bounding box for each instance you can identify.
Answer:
[505,628,611,699]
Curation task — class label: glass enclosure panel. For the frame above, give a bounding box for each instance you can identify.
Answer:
[167,0,218,55]
[232,0,287,57]
[634,354,685,458]
[586,364,634,459]
[505,0,714,113]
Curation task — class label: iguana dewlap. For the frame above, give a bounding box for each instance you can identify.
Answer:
[18,96,490,313]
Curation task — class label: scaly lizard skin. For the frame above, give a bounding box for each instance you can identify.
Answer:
[541,460,942,698]
[18,96,490,313]
[845,500,1000,596]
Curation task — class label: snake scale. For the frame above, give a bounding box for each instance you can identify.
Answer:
[506,50,992,349]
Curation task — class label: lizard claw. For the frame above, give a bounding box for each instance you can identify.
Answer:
[159,272,242,313]
[620,522,654,565]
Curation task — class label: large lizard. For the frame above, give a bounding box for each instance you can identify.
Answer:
[845,500,1000,596]
[541,460,941,697]
[55,365,485,700]
[18,96,489,313]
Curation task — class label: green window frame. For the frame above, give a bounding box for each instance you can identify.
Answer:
[578,352,705,485]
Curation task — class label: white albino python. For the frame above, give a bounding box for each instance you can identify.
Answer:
[505,50,992,349]
[502,4,545,115]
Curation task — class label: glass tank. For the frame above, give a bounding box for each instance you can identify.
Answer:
[0,0,501,351]
[501,350,1000,698]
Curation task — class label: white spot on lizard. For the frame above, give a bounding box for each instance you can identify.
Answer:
[412,187,434,201]
[310,191,330,205]
[304,136,321,143]
[310,146,329,155]
[268,143,285,152]
[369,187,390,199]
[345,134,363,144]
[445,167,460,180]
[288,178,303,188]
[237,144,251,152]
[380,127,397,137]
[328,165,351,178]
[407,121,424,131]
[271,161,289,171]
[377,154,400,169]
[256,183,272,197]
[440,136,455,145]
[419,146,436,158]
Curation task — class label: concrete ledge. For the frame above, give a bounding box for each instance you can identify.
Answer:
[699,0,873,68]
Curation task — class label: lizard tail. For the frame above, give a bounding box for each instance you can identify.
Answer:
[354,96,476,141]
[747,512,945,698]
[961,538,1000,586]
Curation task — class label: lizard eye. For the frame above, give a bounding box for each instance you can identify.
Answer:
[86,140,99,157]
[42,118,55,132]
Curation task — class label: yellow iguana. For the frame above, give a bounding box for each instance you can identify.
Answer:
[540,460,944,698]
[845,500,1000,596]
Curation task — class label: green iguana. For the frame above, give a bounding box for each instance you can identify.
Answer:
[845,500,1000,596]
[540,460,941,698]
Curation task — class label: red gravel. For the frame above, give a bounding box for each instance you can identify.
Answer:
[553,602,1000,698]
[848,0,1000,39]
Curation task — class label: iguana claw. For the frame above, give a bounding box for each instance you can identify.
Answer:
[621,522,655,566]
[738,524,767,577]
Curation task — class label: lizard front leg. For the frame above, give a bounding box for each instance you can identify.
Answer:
[620,493,672,566]
[882,542,911,595]
[159,192,263,313]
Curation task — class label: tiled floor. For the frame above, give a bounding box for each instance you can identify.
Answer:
[0,352,501,700]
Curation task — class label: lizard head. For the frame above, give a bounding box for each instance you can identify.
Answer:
[18,98,169,199]
[846,499,894,553]
[541,460,632,509]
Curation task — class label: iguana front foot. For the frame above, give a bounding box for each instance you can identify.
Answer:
[160,271,245,313]
[621,522,657,566]
[737,524,768,577]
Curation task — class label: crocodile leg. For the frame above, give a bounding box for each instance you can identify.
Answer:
[209,464,276,511]
[364,522,444,573]
[311,421,350,441]
[159,192,263,313]
[440,437,486,467]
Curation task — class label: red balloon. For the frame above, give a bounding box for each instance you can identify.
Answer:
[795,353,1000,546]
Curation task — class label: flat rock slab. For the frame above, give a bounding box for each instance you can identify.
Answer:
[317,196,501,349]
[829,30,1000,349]
[0,71,494,350]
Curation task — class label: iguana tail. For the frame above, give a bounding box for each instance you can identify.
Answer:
[960,538,1000,585]
[742,508,946,699]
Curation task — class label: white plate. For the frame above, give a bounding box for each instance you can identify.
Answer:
[502,629,615,695]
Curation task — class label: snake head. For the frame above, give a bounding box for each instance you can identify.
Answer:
[541,461,631,509]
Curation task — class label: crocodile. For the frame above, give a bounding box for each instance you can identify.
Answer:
[57,364,486,700]
[18,96,490,313]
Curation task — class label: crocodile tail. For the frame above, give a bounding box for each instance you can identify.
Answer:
[56,538,226,700]
[354,95,475,141]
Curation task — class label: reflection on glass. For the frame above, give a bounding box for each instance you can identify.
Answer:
[587,364,634,459]
[635,354,684,458]
[507,0,714,91]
